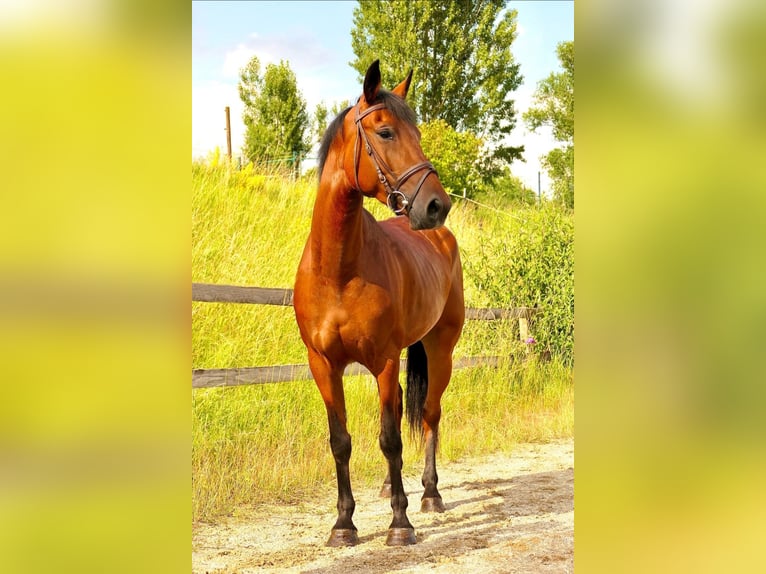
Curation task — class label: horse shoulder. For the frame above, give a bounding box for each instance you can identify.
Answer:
[428,226,460,259]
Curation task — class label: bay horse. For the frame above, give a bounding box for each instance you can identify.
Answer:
[293,60,464,547]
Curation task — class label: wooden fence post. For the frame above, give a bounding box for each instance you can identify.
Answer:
[518,316,529,345]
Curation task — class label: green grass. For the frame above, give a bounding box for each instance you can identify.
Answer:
[192,158,574,522]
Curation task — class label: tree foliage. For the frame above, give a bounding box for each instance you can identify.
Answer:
[543,145,573,209]
[419,120,536,205]
[419,119,485,200]
[524,41,574,208]
[311,102,328,147]
[330,99,351,118]
[480,168,537,208]
[311,100,351,152]
[238,56,310,165]
[350,0,524,165]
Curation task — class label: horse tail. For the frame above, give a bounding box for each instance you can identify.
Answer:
[405,341,428,441]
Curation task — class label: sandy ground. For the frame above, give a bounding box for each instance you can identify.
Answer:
[192,439,573,573]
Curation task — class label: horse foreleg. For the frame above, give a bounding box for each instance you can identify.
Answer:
[308,352,358,547]
[377,359,416,545]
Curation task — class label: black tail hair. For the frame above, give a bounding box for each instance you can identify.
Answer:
[405,341,428,441]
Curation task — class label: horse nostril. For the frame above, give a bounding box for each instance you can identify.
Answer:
[427,198,442,219]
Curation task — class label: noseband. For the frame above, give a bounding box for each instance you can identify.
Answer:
[353,102,437,215]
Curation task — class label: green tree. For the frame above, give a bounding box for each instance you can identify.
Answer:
[350,0,524,166]
[330,99,350,118]
[524,41,574,208]
[238,56,310,167]
[419,119,485,200]
[312,102,328,147]
[312,99,353,146]
[481,167,537,207]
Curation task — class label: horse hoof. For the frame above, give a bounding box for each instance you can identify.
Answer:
[386,527,416,546]
[326,528,359,547]
[421,497,445,513]
[379,483,392,498]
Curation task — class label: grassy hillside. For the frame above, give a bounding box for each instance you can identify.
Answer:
[192,157,574,521]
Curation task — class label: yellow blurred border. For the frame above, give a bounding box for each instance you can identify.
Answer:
[5,0,766,571]
[577,0,766,572]
[0,2,190,573]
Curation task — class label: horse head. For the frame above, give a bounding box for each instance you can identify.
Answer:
[345,60,452,230]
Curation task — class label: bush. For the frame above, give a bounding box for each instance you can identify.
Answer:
[462,202,574,364]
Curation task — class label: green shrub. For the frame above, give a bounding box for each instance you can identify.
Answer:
[463,202,574,363]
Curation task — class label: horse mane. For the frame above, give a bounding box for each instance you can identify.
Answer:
[317,90,418,178]
[317,106,352,178]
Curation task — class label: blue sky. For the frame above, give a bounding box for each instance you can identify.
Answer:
[192,0,573,193]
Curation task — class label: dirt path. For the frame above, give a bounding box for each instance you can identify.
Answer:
[193,439,573,573]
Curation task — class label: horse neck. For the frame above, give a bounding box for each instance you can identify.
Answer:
[309,174,366,283]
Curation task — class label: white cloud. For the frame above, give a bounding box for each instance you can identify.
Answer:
[221,29,336,80]
[221,43,259,79]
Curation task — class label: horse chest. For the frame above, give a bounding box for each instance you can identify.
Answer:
[304,283,393,363]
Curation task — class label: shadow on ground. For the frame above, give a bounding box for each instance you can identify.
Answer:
[299,468,574,574]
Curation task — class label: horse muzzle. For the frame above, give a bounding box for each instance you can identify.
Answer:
[409,192,451,230]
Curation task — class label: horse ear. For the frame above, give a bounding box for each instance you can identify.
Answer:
[363,59,381,103]
[392,68,413,99]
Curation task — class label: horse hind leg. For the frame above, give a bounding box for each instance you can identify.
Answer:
[419,323,461,513]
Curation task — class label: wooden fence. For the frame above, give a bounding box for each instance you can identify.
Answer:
[192,282,538,389]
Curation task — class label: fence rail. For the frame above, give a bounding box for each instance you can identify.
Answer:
[192,283,294,306]
[192,356,506,389]
[192,283,536,317]
[192,282,539,388]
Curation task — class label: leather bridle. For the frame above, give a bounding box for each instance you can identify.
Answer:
[352,102,438,215]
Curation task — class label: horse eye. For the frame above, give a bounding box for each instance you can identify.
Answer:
[377,129,394,141]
